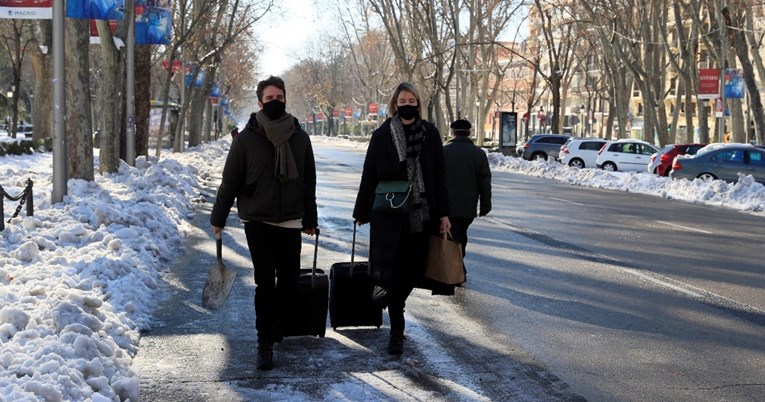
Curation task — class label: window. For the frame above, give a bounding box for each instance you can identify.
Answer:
[712,150,744,163]
[749,150,765,165]
[637,144,655,155]
[580,141,606,151]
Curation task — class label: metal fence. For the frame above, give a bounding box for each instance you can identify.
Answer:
[0,179,33,231]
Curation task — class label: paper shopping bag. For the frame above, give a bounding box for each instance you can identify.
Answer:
[424,232,465,285]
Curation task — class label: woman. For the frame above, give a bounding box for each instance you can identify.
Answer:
[353,82,451,355]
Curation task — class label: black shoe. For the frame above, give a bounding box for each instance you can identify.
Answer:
[388,332,405,355]
[257,342,274,370]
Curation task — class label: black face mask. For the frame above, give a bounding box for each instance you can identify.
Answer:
[397,104,418,120]
[262,99,286,120]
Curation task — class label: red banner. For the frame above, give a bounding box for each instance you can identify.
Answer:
[332,109,340,118]
[368,102,378,115]
[0,0,52,19]
[162,60,182,74]
[698,68,719,99]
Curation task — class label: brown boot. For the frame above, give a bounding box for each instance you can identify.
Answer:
[257,342,274,370]
[387,331,405,355]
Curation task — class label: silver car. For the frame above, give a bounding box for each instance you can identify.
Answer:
[669,143,765,183]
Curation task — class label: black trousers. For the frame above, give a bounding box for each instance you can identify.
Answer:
[388,228,430,333]
[449,216,474,259]
[244,221,302,344]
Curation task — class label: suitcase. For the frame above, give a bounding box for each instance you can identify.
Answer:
[283,228,328,338]
[329,223,383,330]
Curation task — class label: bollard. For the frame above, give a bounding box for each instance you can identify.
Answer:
[26,179,33,217]
[0,179,34,231]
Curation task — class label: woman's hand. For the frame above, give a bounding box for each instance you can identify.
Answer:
[439,216,451,234]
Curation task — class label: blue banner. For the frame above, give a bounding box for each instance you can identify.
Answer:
[135,0,172,45]
[66,0,124,20]
[724,68,745,99]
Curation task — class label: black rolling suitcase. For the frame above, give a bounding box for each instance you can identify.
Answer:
[283,228,328,338]
[329,223,383,330]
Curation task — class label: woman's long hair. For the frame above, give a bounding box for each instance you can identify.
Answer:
[386,82,422,119]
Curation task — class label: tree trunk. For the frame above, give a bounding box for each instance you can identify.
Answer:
[135,45,152,157]
[96,20,120,174]
[64,18,94,181]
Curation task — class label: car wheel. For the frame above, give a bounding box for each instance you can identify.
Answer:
[602,162,617,171]
[532,152,547,161]
[569,158,585,168]
[697,172,718,181]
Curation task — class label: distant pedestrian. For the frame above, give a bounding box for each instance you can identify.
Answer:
[443,119,492,280]
[353,81,452,355]
[211,76,318,371]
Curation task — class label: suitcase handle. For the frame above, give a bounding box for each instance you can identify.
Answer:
[350,222,371,278]
[311,228,320,288]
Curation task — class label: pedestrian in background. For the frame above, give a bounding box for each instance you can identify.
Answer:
[353,81,451,355]
[443,119,492,281]
[211,76,318,371]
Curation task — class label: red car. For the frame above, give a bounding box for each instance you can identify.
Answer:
[648,143,707,176]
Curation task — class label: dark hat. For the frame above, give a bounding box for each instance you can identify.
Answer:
[450,119,472,131]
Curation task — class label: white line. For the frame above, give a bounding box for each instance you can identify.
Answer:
[655,220,713,234]
[549,197,585,206]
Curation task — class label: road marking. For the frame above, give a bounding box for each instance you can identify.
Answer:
[655,220,712,234]
[549,197,585,206]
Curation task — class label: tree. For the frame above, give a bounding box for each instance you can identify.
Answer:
[64,17,94,181]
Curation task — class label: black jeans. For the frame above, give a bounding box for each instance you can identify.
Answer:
[449,217,473,259]
[244,221,302,344]
[388,226,431,333]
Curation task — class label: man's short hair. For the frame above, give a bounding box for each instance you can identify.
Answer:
[256,76,286,102]
[450,119,472,135]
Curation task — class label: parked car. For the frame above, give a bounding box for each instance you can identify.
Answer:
[596,139,659,172]
[518,133,571,161]
[669,143,765,183]
[647,143,707,176]
[559,137,608,168]
[15,124,33,138]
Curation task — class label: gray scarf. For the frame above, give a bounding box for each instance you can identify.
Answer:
[256,111,299,182]
[390,115,429,233]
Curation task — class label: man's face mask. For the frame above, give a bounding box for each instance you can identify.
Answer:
[262,99,286,120]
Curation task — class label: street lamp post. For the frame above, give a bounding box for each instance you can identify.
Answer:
[6,86,14,138]
[579,104,586,136]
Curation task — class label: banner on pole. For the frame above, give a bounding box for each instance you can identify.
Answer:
[698,68,719,100]
[135,0,172,45]
[0,0,52,19]
[724,68,745,99]
[66,0,125,20]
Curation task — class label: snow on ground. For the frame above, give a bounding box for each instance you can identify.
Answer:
[1,134,764,401]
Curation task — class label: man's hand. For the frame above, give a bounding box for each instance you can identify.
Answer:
[439,216,451,234]
[303,227,316,236]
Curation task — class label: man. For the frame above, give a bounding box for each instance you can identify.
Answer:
[442,119,492,280]
[211,76,318,371]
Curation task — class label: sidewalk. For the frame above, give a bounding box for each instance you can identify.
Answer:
[131,144,583,401]
[131,173,496,401]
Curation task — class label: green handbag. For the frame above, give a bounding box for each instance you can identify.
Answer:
[373,180,413,214]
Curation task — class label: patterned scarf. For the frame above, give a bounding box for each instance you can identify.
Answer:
[390,115,429,233]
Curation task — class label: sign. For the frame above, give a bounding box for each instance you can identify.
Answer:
[724,68,745,99]
[67,0,125,20]
[499,112,517,147]
[0,0,52,19]
[89,19,122,46]
[162,59,182,74]
[344,106,353,118]
[135,0,172,45]
[698,68,719,99]
[332,109,340,118]
[368,102,378,115]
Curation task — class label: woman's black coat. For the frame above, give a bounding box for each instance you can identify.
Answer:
[353,117,452,294]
